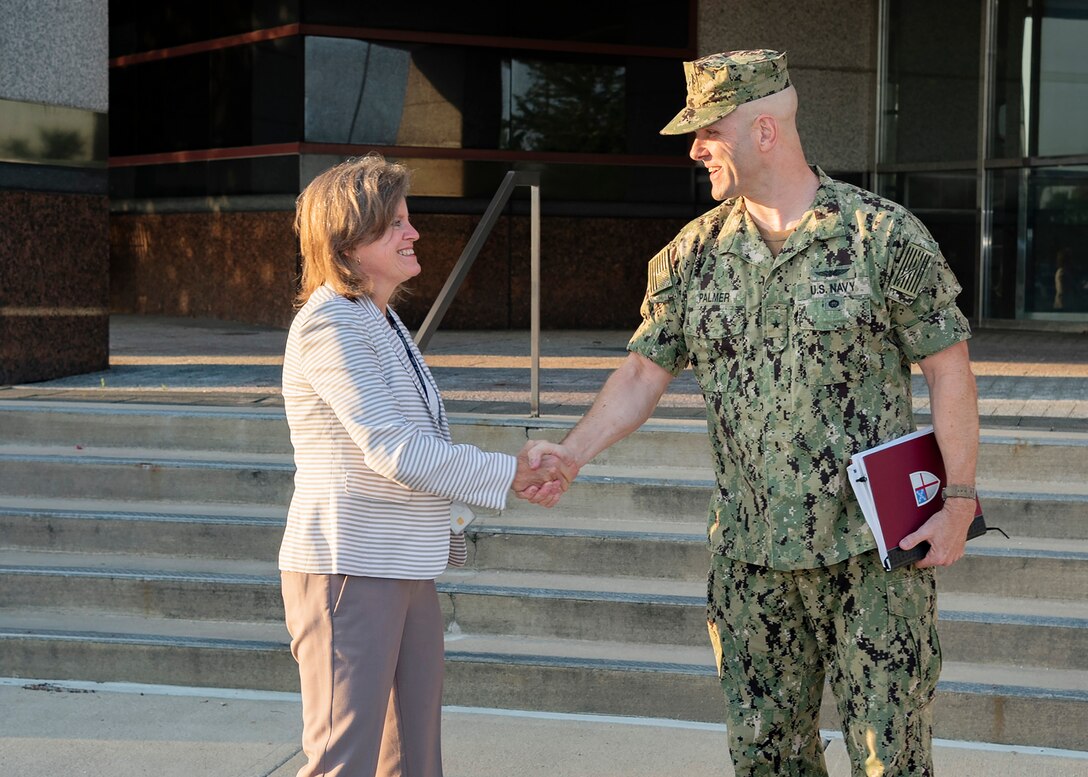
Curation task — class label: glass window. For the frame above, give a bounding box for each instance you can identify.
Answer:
[881,0,982,164]
[111,37,303,156]
[991,0,1088,159]
[986,165,1088,318]
[109,0,300,58]
[110,155,299,199]
[300,1,691,49]
[878,171,979,317]
[505,59,625,153]
[303,37,688,157]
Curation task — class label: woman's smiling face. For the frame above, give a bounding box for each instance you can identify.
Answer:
[348,197,421,306]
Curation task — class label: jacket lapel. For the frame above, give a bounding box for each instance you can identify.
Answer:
[353,297,443,429]
[387,306,447,432]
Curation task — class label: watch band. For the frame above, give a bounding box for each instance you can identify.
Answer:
[942,484,976,501]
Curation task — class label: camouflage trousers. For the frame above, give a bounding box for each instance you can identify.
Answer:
[706,550,940,777]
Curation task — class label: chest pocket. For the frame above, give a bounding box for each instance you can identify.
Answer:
[684,304,747,393]
[794,295,873,384]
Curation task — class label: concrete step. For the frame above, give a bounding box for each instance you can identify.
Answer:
[2,401,1086,485]
[0,475,1082,573]
[0,615,1083,751]
[0,552,283,622]
[0,445,295,505]
[0,614,294,693]
[1,493,1081,589]
[2,553,1084,670]
[1,505,1085,595]
[488,473,1088,539]
[439,571,1088,671]
[1,451,1083,548]
[0,498,286,559]
[444,636,1088,751]
[457,417,1088,485]
[0,400,290,453]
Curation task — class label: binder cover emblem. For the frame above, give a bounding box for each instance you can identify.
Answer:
[909,471,941,507]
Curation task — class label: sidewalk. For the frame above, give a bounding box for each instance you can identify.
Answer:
[3,679,1086,777]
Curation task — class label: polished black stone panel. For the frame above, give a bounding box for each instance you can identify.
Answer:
[0,190,109,384]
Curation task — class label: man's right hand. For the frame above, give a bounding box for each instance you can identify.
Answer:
[512,440,580,508]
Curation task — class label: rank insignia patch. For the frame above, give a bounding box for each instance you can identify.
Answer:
[889,243,934,301]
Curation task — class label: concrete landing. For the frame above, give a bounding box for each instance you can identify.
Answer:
[2,680,1086,777]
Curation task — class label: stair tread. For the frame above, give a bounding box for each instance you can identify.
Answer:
[0,608,289,644]
[0,398,286,418]
[3,610,1084,698]
[0,549,279,578]
[0,443,294,466]
[937,592,1088,621]
[0,496,287,520]
[3,552,1086,623]
[447,634,1088,694]
[5,396,1088,440]
[1,444,1084,498]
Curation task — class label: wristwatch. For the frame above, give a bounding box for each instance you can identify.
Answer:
[942,484,976,501]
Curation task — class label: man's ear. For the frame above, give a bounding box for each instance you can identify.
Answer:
[755,115,778,151]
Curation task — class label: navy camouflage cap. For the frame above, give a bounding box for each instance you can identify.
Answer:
[660,49,791,135]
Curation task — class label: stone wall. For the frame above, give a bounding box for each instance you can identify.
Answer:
[109,210,690,332]
[0,0,109,384]
[698,0,877,173]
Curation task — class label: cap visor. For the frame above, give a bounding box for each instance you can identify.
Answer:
[659,104,736,135]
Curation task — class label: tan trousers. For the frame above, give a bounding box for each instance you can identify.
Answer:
[281,572,445,777]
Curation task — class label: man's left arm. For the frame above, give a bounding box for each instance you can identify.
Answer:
[899,340,979,568]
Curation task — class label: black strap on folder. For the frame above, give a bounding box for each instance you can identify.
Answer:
[883,515,1008,571]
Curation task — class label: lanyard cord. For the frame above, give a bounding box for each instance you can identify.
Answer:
[387,313,429,400]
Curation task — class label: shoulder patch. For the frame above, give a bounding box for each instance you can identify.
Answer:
[648,251,675,296]
[889,242,934,302]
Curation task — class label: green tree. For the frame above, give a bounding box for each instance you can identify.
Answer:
[507,61,625,154]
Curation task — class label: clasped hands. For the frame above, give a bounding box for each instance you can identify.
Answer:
[511,440,580,508]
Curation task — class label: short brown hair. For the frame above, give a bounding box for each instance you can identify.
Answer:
[294,153,411,305]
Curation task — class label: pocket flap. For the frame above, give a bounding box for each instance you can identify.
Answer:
[686,304,745,339]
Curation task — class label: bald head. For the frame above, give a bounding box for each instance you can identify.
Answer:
[733,86,800,143]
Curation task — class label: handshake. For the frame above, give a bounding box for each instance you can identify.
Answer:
[511,440,580,508]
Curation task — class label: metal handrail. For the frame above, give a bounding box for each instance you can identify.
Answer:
[414,170,542,416]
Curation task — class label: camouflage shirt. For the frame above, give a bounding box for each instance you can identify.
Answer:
[628,169,972,570]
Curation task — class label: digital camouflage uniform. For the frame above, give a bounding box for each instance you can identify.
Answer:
[627,167,971,776]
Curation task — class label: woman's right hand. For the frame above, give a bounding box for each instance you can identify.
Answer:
[512,440,579,508]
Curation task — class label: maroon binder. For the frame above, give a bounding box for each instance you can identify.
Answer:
[847,426,985,570]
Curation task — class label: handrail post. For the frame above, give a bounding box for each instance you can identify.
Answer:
[414,170,542,417]
[530,181,541,417]
[414,171,520,352]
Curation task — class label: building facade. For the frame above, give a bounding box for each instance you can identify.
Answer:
[2,1,1085,382]
[0,0,109,384]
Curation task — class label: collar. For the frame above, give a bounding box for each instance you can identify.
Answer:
[717,166,848,268]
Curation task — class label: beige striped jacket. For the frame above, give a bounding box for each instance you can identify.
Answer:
[279,284,516,579]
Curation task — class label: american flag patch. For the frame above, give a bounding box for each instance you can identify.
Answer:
[889,243,934,301]
[648,251,674,295]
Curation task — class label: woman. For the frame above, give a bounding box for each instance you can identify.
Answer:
[279,154,570,777]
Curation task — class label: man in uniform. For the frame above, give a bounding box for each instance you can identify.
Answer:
[547,50,980,776]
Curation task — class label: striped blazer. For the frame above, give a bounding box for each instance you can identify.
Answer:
[279,283,517,579]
